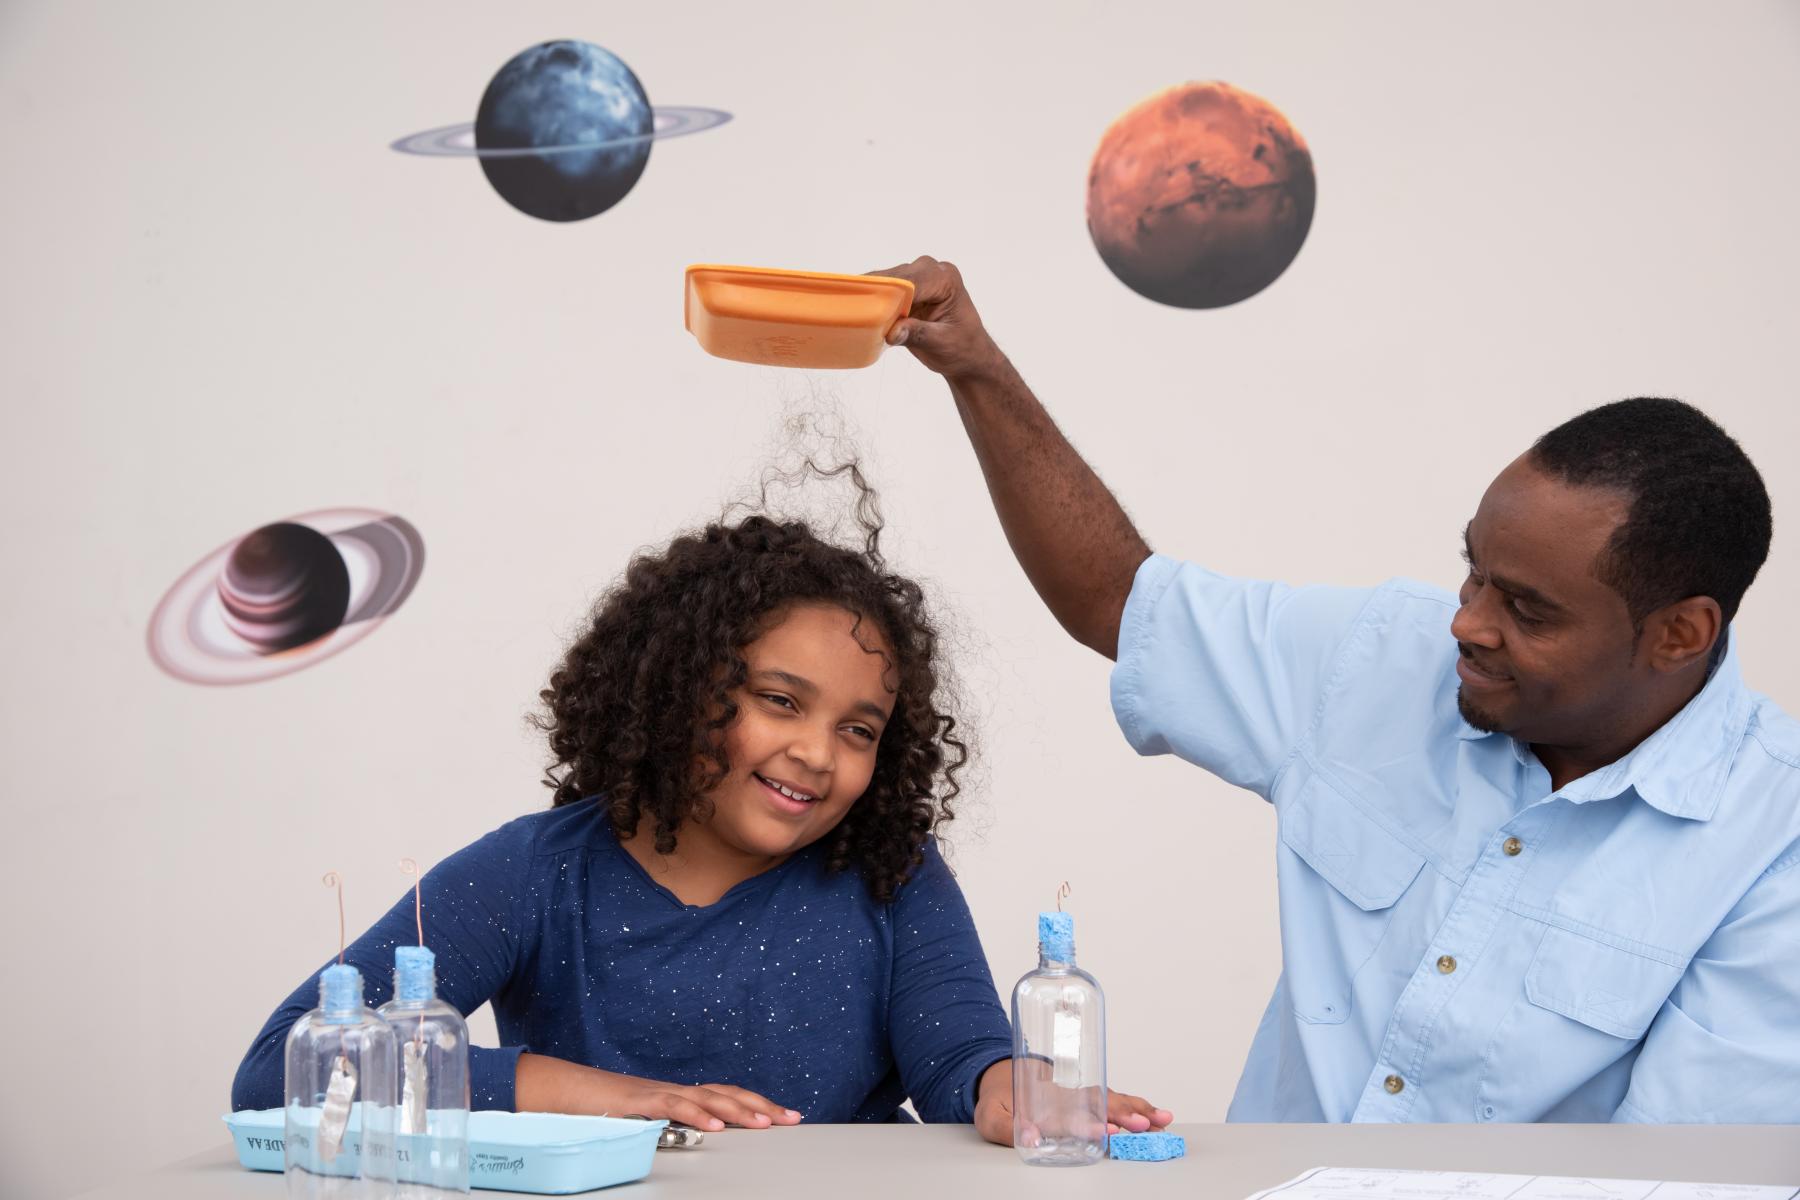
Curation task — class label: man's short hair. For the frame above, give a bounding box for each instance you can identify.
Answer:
[1531,397,1772,628]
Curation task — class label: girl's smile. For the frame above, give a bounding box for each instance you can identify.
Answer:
[753,771,823,816]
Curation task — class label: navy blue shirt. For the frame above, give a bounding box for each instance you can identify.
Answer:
[232,800,1013,1124]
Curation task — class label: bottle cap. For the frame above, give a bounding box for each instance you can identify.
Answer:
[394,945,437,1004]
[1038,912,1075,961]
[319,963,364,1025]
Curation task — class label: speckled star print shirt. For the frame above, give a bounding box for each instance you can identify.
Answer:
[232,799,1014,1123]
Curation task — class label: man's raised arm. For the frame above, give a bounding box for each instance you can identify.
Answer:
[872,256,1149,660]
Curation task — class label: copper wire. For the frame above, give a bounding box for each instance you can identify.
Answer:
[1055,881,1071,912]
[399,858,423,946]
[322,871,346,964]
[398,858,427,1048]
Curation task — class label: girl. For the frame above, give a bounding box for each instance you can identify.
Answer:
[231,474,1170,1143]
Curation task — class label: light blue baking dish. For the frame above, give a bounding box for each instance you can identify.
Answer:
[223,1108,666,1194]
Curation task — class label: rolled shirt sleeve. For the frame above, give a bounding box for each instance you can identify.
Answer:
[1110,554,1376,794]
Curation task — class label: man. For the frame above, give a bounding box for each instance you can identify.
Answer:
[873,256,1800,1123]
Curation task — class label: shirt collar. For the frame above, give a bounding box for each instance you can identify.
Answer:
[1456,632,1750,822]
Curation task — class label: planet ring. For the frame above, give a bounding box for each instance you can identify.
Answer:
[146,509,425,687]
[390,106,733,157]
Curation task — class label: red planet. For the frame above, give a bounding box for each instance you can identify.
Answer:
[1087,82,1315,309]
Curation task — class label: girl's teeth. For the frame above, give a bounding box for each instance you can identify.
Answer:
[762,775,811,801]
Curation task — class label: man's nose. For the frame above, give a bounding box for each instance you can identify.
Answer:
[1450,587,1503,650]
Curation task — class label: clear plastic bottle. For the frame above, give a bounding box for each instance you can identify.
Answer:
[285,963,400,1197]
[1009,911,1108,1166]
[377,946,471,1195]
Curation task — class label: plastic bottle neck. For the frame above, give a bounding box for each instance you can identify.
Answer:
[391,976,437,1005]
[319,964,364,1025]
[1037,946,1077,970]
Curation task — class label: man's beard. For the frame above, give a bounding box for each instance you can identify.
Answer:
[1456,686,1505,733]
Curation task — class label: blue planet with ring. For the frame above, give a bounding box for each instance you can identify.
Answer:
[392,40,731,222]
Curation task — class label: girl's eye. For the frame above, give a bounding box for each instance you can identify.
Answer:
[761,693,796,710]
[844,725,876,743]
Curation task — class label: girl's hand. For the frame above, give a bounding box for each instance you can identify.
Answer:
[973,1060,1017,1146]
[614,1078,804,1132]
[973,1060,1174,1147]
[515,1053,802,1131]
[1105,1088,1175,1135]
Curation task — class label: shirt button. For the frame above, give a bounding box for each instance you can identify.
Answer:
[1384,1074,1405,1094]
[1503,837,1523,856]
[1437,955,1457,974]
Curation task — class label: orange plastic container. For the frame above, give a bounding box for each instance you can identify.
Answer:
[684,265,915,369]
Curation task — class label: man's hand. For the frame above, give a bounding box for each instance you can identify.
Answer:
[867,256,1009,383]
[973,1059,1174,1148]
[515,1053,802,1131]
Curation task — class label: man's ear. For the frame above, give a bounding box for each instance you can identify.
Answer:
[1645,596,1723,674]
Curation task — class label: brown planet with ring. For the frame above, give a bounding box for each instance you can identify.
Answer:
[146,508,424,686]
[1087,81,1315,309]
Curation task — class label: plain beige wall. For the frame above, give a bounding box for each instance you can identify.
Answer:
[4,1,1799,1195]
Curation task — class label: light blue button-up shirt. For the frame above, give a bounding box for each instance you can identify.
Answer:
[1111,554,1800,1123]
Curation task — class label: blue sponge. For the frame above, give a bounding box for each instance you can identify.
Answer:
[1109,1132,1185,1162]
[1037,912,1074,962]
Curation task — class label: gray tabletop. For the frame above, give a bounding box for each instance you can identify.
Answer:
[77,1123,1800,1200]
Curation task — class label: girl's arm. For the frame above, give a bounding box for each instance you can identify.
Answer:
[229,817,537,1112]
[884,839,1016,1124]
[232,810,803,1128]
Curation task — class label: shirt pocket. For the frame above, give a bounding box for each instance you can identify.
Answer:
[1277,771,1427,1024]
[1523,923,1686,1041]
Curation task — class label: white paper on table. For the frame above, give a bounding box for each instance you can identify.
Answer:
[1244,1166,1799,1200]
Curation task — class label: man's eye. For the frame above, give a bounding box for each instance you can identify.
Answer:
[1509,602,1543,627]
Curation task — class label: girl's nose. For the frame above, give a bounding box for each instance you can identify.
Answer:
[786,724,833,775]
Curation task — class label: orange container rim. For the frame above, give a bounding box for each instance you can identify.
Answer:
[684,266,914,328]
[685,264,915,292]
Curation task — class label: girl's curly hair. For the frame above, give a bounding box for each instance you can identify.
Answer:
[531,462,968,903]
